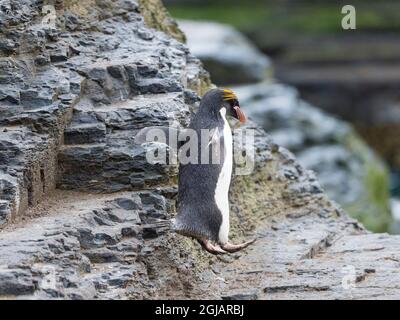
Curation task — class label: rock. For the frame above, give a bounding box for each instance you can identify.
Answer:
[0,0,400,301]
[0,192,162,299]
[221,290,259,300]
[138,0,186,43]
[267,34,400,171]
[0,0,202,219]
[180,20,392,232]
[233,82,392,232]
[64,123,107,145]
[0,269,35,296]
[390,198,400,233]
[178,20,272,85]
[0,200,11,226]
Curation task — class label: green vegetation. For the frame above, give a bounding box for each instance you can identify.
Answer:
[167,1,400,35]
[343,131,392,233]
[169,4,271,31]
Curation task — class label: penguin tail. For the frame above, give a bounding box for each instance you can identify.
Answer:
[171,217,215,242]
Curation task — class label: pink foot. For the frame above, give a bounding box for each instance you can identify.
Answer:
[198,239,227,255]
[221,238,256,253]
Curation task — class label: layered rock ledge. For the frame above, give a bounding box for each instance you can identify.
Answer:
[0,0,399,299]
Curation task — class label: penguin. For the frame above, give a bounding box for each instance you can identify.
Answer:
[136,88,255,255]
[173,88,255,254]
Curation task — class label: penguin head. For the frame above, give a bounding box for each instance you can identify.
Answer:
[200,88,246,124]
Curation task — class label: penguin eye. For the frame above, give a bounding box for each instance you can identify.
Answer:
[231,99,239,107]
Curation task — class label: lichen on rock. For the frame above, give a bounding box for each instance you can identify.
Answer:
[139,0,186,43]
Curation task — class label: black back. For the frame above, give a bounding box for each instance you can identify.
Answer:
[175,89,227,242]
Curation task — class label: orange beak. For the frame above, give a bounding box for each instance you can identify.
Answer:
[234,106,246,124]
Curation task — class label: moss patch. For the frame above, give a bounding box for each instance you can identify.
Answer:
[138,0,186,43]
[229,153,337,241]
[63,0,96,16]
[342,130,392,233]
[167,1,400,35]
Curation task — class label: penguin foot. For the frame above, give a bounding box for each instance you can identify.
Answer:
[221,238,256,253]
[198,239,227,255]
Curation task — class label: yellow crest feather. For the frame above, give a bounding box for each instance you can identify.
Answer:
[221,88,237,101]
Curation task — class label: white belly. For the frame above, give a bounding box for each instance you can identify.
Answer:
[215,108,232,244]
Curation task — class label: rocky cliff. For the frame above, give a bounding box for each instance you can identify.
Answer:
[179,20,392,233]
[0,0,399,299]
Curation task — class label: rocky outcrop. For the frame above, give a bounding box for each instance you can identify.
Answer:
[179,20,392,233]
[0,0,208,226]
[139,0,186,43]
[273,35,400,172]
[178,20,272,85]
[254,30,400,203]
[0,0,400,300]
[234,82,392,233]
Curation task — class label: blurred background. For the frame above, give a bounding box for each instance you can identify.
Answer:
[164,0,400,233]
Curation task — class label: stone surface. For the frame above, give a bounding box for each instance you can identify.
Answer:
[181,20,393,232]
[0,0,400,300]
[233,82,392,233]
[178,20,272,85]
[0,186,399,299]
[0,0,209,223]
[391,198,400,234]
[139,0,186,43]
[266,33,400,171]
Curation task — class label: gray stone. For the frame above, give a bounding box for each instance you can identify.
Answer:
[390,198,400,233]
[234,82,392,232]
[221,290,259,300]
[0,200,11,226]
[0,269,35,296]
[0,0,399,301]
[64,123,107,145]
[178,20,272,85]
